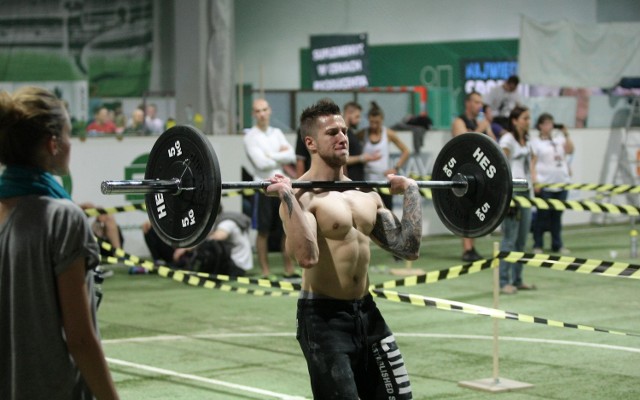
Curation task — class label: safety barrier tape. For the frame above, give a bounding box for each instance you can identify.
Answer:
[535,182,640,194]
[97,240,299,296]
[84,203,146,216]
[372,259,493,289]
[497,251,640,279]
[511,196,640,215]
[373,250,640,290]
[370,288,640,338]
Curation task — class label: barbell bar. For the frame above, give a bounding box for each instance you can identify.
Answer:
[100,125,529,247]
[102,175,529,195]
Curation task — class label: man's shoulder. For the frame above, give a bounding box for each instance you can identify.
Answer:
[267,126,285,136]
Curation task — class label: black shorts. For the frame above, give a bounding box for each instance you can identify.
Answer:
[296,294,413,399]
[253,192,284,234]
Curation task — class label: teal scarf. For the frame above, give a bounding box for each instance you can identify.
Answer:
[0,165,71,200]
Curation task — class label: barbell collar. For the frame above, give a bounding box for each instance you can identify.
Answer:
[101,178,184,195]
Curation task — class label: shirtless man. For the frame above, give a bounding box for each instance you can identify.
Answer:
[266,99,421,399]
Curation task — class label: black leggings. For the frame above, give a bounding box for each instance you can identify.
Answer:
[296,295,412,399]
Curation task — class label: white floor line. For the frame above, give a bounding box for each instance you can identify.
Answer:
[104,332,640,353]
[106,357,308,400]
[394,333,640,354]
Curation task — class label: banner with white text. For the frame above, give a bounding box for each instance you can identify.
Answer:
[310,34,369,91]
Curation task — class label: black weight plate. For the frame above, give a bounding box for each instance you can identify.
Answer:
[431,133,513,238]
[144,126,222,248]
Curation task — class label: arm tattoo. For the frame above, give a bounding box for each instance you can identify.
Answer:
[282,192,295,218]
[371,185,422,259]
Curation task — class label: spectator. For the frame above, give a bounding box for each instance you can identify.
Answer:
[498,106,536,294]
[451,91,495,262]
[124,108,149,135]
[483,103,505,140]
[145,103,164,135]
[0,86,119,398]
[143,207,253,275]
[486,75,522,130]
[342,101,377,180]
[359,101,411,212]
[86,106,117,135]
[112,102,126,134]
[243,98,297,279]
[79,202,124,259]
[269,99,420,398]
[530,113,574,254]
[294,128,311,177]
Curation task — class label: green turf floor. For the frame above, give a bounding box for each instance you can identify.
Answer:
[98,222,640,399]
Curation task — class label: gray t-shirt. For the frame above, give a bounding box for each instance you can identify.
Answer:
[0,195,100,399]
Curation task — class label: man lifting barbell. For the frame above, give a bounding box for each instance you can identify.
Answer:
[267,99,419,398]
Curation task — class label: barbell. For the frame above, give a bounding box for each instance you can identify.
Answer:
[101,125,528,247]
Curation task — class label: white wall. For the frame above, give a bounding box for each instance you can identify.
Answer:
[69,127,626,257]
[234,0,598,89]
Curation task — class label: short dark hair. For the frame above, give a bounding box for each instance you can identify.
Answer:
[299,98,341,138]
[506,75,520,86]
[465,91,481,102]
[536,112,553,130]
[343,101,362,113]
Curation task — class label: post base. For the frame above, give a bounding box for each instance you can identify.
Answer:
[458,377,534,393]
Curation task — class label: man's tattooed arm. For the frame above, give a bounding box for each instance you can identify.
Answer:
[370,184,422,260]
[278,189,319,268]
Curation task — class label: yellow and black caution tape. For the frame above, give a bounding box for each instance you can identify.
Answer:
[371,288,640,338]
[512,195,640,215]
[83,203,146,217]
[498,251,640,280]
[372,259,492,289]
[373,249,640,291]
[97,240,300,296]
[535,182,640,194]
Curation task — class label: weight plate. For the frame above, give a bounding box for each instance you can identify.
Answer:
[431,133,513,238]
[144,126,222,248]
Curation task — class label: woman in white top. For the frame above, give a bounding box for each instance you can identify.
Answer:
[360,101,411,211]
[498,106,535,295]
[530,113,574,254]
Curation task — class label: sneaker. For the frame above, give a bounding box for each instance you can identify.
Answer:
[532,248,543,254]
[516,283,537,290]
[500,284,518,295]
[462,248,483,262]
[282,273,302,284]
[556,247,571,255]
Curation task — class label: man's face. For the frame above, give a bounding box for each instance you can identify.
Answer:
[253,100,271,126]
[344,108,361,129]
[465,94,483,117]
[504,82,518,93]
[310,114,349,168]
